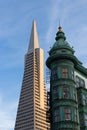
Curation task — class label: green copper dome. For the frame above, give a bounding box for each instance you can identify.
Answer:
[49,26,74,55]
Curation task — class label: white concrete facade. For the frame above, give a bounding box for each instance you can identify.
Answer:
[75,70,87,89]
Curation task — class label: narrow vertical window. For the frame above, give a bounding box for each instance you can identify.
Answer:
[76,76,80,88]
[73,89,77,101]
[62,68,68,78]
[77,93,81,105]
[76,76,85,88]
[53,87,58,99]
[83,95,87,106]
[64,108,71,120]
[63,87,70,99]
[74,109,77,121]
[79,114,83,125]
[52,68,57,80]
[80,79,85,87]
[71,70,74,79]
[54,109,60,122]
[85,114,87,126]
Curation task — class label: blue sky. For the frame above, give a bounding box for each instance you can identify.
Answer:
[0,0,87,130]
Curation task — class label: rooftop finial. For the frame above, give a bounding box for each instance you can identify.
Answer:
[58,19,62,32]
[58,26,62,32]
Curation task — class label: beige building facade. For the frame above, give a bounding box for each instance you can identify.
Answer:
[14,21,50,130]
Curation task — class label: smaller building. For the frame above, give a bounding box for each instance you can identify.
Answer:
[46,26,87,130]
[75,50,87,130]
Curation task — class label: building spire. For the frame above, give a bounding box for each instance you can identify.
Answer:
[58,26,62,32]
[58,19,62,32]
[28,20,39,53]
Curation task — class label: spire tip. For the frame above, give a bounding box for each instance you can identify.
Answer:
[58,26,62,32]
[58,19,62,32]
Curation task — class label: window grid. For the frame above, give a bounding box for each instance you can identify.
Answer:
[85,114,87,126]
[76,76,85,88]
[73,89,77,101]
[54,109,60,122]
[83,95,87,106]
[53,87,58,99]
[64,108,71,120]
[63,87,70,99]
[62,68,68,78]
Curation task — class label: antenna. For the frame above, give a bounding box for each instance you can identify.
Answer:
[59,19,60,27]
[58,19,63,32]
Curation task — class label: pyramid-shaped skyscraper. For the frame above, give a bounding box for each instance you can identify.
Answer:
[14,20,50,130]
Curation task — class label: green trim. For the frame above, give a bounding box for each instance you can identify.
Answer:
[46,53,87,76]
[52,121,79,130]
[77,87,87,93]
[49,44,74,55]
[75,68,87,78]
[46,53,81,68]
[52,100,78,108]
[51,79,75,86]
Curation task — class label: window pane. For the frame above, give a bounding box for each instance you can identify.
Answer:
[53,87,58,99]
[83,95,87,106]
[71,70,74,79]
[63,87,70,99]
[79,114,83,125]
[64,108,71,120]
[80,79,85,87]
[76,76,85,88]
[54,109,60,122]
[73,89,77,101]
[85,115,87,120]
[62,68,68,78]
[74,109,77,121]
[85,114,87,126]
[52,69,57,80]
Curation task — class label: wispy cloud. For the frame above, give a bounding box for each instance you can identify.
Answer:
[45,0,87,67]
[0,1,87,130]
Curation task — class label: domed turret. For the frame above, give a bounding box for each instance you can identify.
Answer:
[49,26,74,56]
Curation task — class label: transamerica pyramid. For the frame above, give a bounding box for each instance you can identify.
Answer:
[14,20,50,130]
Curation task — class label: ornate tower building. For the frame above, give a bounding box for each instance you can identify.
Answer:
[46,26,87,130]
[14,20,50,130]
